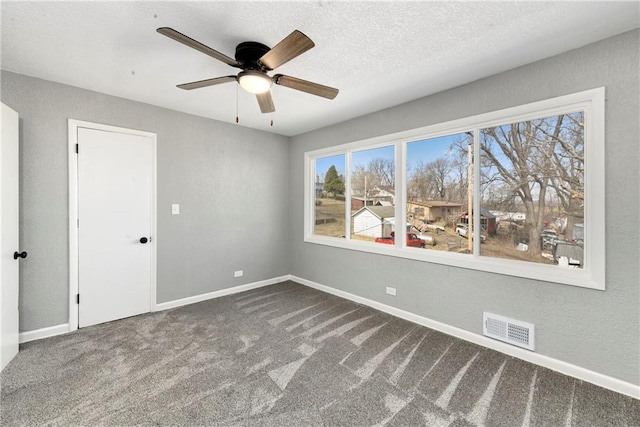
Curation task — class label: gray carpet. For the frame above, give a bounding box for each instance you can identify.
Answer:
[1,280,638,426]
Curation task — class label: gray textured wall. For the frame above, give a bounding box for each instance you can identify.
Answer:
[2,29,638,386]
[289,30,640,385]
[1,71,291,331]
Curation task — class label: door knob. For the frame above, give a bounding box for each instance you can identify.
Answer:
[13,251,27,260]
[139,237,149,244]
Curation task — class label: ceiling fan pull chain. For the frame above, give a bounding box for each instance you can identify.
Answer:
[235,85,239,124]
[270,115,274,127]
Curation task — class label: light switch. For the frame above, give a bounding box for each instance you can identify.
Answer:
[171,204,180,215]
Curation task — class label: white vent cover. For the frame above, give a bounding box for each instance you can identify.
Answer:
[483,312,535,351]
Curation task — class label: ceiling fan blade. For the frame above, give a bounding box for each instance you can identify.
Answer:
[256,91,275,113]
[274,74,339,99]
[259,30,314,70]
[177,76,237,90]
[157,27,240,67]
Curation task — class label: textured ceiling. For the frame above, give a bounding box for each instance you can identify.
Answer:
[2,1,638,136]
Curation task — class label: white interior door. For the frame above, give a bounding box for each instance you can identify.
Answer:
[1,103,20,371]
[77,126,154,328]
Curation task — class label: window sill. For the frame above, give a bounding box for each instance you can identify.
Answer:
[304,235,604,291]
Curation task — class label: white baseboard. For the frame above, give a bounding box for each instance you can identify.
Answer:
[19,275,289,344]
[17,275,639,399]
[290,275,640,400]
[155,275,290,312]
[19,323,69,344]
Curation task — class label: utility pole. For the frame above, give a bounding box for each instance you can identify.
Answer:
[364,174,367,207]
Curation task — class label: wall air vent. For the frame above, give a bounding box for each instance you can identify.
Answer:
[483,312,535,351]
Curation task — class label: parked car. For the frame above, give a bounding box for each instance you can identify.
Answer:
[375,232,426,248]
[540,229,559,250]
[455,224,485,242]
[416,232,437,246]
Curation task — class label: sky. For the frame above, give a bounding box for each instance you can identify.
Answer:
[406,133,469,173]
[315,133,468,183]
[352,145,394,169]
[315,154,345,182]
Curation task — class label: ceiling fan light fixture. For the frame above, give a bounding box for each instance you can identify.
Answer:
[238,71,272,94]
[159,27,338,114]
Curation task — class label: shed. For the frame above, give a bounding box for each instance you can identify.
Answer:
[458,208,497,235]
[351,206,396,238]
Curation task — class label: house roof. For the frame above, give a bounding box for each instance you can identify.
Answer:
[460,208,496,219]
[373,185,395,195]
[409,200,463,208]
[351,206,396,220]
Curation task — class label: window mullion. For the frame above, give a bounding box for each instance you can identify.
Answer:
[305,153,313,237]
[396,141,406,249]
[345,151,352,240]
[473,129,481,256]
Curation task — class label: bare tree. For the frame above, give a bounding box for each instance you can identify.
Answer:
[351,164,375,198]
[425,157,452,199]
[409,157,453,200]
[407,160,430,201]
[539,112,584,225]
[352,157,395,199]
[481,113,583,257]
[368,158,395,187]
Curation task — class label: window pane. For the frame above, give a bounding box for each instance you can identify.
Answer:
[350,146,395,244]
[314,155,346,238]
[406,132,474,252]
[480,111,585,268]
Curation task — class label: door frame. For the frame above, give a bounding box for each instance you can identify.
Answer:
[68,119,157,331]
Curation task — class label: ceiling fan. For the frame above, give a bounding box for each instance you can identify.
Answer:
[157,27,339,113]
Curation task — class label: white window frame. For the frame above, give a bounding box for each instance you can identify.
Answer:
[304,88,605,290]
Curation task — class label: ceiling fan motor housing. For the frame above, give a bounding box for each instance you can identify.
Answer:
[235,41,270,70]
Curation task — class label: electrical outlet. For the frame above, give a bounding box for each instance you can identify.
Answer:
[234,270,243,278]
[171,204,180,215]
[386,286,396,296]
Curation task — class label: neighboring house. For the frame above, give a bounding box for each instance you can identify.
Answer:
[352,186,395,210]
[371,185,395,205]
[351,196,376,211]
[407,200,462,222]
[458,208,497,235]
[492,211,526,223]
[351,206,396,238]
[315,182,324,199]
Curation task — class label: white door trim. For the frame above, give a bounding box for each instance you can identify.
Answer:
[68,119,157,331]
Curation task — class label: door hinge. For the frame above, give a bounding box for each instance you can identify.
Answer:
[75,143,79,153]
[76,294,80,304]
